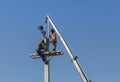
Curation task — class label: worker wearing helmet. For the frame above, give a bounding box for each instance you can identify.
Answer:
[36,40,46,61]
[49,29,57,51]
[38,25,46,38]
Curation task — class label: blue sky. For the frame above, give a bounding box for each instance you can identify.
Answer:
[0,0,120,82]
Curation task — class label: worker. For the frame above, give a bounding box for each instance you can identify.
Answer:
[36,39,46,61]
[38,25,46,38]
[49,29,57,51]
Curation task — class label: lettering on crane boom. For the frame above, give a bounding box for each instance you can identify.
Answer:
[30,50,64,59]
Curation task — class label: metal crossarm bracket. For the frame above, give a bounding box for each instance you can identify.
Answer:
[30,53,40,59]
[43,50,64,56]
[30,50,63,59]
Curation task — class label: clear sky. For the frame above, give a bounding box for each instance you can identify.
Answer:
[0,0,120,82]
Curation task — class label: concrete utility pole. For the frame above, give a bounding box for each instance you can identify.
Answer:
[44,38,50,82]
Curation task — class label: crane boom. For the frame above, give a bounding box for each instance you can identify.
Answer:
[46,15,90,82]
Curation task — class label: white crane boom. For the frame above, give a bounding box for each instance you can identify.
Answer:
[46,15,90,82]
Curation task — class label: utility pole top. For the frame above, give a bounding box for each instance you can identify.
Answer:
[30,15,64,82]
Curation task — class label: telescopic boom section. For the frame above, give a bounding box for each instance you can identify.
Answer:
[46,15,89,82]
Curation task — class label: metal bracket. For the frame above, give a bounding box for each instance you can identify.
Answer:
[71,56,78,62]
[30,50,64,59]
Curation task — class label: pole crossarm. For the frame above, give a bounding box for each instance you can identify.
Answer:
[30,50,63,59]
[43,50,64,56]
[30,53,40,59]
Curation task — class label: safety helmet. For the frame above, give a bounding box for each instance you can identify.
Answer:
[38,25,43,30]
[51,29,54,33]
